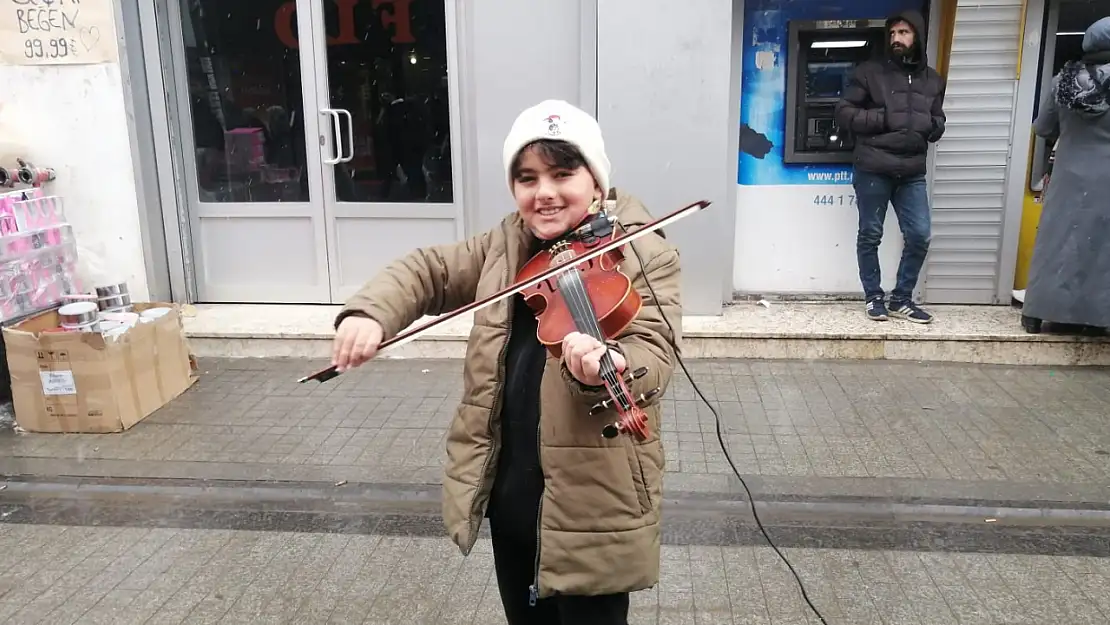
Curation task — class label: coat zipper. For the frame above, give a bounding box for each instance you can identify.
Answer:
[528,371,544,605]
[466,252,513,555]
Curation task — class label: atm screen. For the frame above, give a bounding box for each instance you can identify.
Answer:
[805,61,855,100]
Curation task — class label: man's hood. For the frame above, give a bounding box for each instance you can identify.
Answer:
[885,9,929,67]
[1082,16,1110,63]
[1082,16,1110,54]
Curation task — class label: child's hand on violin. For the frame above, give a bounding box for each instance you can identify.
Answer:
[333,315,384,372]
[562,332,626,387]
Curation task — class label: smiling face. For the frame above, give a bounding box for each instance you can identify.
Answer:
[510,140,602,240]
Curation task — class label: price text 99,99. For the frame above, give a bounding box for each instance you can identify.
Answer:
[24,37,78,60]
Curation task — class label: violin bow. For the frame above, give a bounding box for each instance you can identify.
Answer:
[298,199,712,383]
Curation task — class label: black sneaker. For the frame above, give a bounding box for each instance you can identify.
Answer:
[865,297,888,321]
[889,300,933,324]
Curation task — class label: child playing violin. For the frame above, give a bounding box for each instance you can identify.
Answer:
[330,100,682,625]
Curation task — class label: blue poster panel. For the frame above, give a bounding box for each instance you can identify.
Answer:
[738,0,918,186]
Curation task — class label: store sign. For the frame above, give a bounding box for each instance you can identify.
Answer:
[0,0,118,66]
[275,0,415,49]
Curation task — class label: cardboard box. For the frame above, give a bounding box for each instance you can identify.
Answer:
[2,302,198,433]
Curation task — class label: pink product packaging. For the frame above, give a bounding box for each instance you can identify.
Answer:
[224,128,266,172]
[0,295,29,323]
[11,196,66,238]
[0,224,74,261]
[0,190,24,236]
[0,189,53,238]
[0,242,81,322]
[0,259,30,322]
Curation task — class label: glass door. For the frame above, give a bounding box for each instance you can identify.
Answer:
[167,0,333,303]
[304,0,462,302]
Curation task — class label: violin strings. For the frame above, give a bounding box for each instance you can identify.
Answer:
[557,265,629,405]
[561,271,620,391]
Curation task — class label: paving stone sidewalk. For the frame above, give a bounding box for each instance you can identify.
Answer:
[0,523,1108,625]
[3,358,1110,490]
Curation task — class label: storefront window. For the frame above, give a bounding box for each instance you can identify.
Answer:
[321,0,453,204]
[177,0,452,205]
[179,0,312,203]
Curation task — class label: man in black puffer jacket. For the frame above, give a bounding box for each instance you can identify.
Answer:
[835,9,945,324]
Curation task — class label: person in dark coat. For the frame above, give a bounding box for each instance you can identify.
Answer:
[835,9,946,324]
[1021,17,1110,335]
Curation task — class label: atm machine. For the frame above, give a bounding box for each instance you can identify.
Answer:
[783,18,888,164]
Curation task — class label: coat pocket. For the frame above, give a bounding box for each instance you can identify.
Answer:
[623,439,652,516]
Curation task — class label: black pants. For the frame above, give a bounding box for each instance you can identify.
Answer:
[490,519,630,625]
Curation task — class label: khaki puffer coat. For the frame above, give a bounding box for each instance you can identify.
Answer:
[338,189,682,598]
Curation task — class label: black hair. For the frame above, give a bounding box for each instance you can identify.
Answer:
[510,139,588,180]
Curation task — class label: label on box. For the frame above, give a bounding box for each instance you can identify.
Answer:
[39,370,77,396]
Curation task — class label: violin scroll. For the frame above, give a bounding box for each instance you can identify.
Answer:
[600,402,654,440]
[592,364,660,441]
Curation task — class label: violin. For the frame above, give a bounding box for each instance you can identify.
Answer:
[297,197,834,622]
[299,199,713,440]
[515,208,654,440]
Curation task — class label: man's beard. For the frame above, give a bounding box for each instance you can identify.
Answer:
[891,43,910,57]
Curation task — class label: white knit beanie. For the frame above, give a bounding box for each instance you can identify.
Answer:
[502,99,611,197]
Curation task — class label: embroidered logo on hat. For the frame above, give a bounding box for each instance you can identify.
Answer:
[543,114,562,136]
[504,100,611,196]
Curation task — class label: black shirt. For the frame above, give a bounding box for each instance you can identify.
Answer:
[486,237,552,540]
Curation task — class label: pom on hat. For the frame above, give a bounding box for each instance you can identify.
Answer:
[502,100,611,196]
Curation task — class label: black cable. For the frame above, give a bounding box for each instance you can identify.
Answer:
[622,225,830,625]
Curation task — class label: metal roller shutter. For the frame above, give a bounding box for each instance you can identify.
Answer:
[924,0,1023,304]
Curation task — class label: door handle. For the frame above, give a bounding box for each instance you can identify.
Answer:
[335,109,354,163]
[319,108,342,165]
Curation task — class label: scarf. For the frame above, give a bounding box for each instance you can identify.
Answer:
[1056,58,1110,118]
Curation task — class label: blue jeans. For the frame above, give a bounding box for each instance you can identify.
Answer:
[853,170,931,303]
